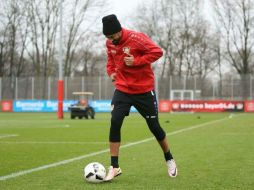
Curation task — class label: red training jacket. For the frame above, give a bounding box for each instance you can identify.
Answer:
[106,28,163,94]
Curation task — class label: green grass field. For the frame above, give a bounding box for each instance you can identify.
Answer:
[0,112,253,190]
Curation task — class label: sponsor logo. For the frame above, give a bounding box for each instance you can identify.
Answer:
[110,50,116,54]
[246,101,254,112]
[2,102,11,110]
[1,101,13,112]
[123,47,130,54]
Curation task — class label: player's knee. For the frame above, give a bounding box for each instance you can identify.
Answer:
[152,127,166,141]
[155,130,166,141]
[146,118,166,141]
[109,126,121,142]
[109,117,122,142]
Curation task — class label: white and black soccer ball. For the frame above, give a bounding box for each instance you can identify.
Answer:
[84,162,106,183]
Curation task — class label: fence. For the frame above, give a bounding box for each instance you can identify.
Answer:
[0,74,253,100]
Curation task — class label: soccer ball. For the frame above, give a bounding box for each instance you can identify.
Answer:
[84,162,106,183]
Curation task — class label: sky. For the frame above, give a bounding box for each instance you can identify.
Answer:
[106,0,214,25]
[105,0,150,21]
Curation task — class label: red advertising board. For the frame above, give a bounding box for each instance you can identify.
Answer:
[159,100,172,112]
[244,101,254,112]
[1,100,13,112]
[159,100,244,112]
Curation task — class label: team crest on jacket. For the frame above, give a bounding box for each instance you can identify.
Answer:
[123,47,130,54]
[111,50,116,54]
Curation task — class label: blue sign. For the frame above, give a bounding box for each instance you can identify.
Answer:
[13,100,76,112]
[90,100,111,112]
[13,100,137,112]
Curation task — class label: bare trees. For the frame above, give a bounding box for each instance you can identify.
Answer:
[0,0,107,78]
[1,0,253,100]
[0,1,30,98]
[133,0,218,98]
[213,0,254,98]
[132,0,254,99]
[25,0,59,77]
[63,0,106,76]
[0,26,7,77]
[213,0,254,75]
[0,0,29,78]
[0,0,107,99]
[135,0,218,77]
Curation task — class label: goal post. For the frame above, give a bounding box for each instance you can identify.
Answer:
[170,90,201,113]
[57,80,64,119]
[170,90,195,100]
[57,0,64,119]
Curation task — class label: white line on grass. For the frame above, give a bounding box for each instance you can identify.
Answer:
[0,141,108,144]
[0,116,229,181]
[0,134,19,139]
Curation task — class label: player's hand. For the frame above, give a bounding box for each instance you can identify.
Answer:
[110,73,116,82]
[124,53,134,66]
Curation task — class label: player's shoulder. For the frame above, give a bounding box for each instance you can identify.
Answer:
[126,29,149,43]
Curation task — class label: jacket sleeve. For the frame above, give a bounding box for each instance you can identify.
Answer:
[132,33,163,66]
[106,43,116,77]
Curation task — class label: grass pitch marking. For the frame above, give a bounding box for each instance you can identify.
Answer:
[0,116,230,181]
[0,141,108,144]
[0,134,19,139]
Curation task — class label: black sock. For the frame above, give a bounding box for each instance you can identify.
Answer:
[164,151,173,161]
[111,156,119,168]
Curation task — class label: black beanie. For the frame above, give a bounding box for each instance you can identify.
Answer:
[102,14,122,35]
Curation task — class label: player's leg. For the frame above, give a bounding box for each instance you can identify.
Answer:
[132,90,177,177]
[159,137,177,177]
[105,90,131,181]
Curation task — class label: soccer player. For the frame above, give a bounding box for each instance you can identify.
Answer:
[102,14,177,181]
